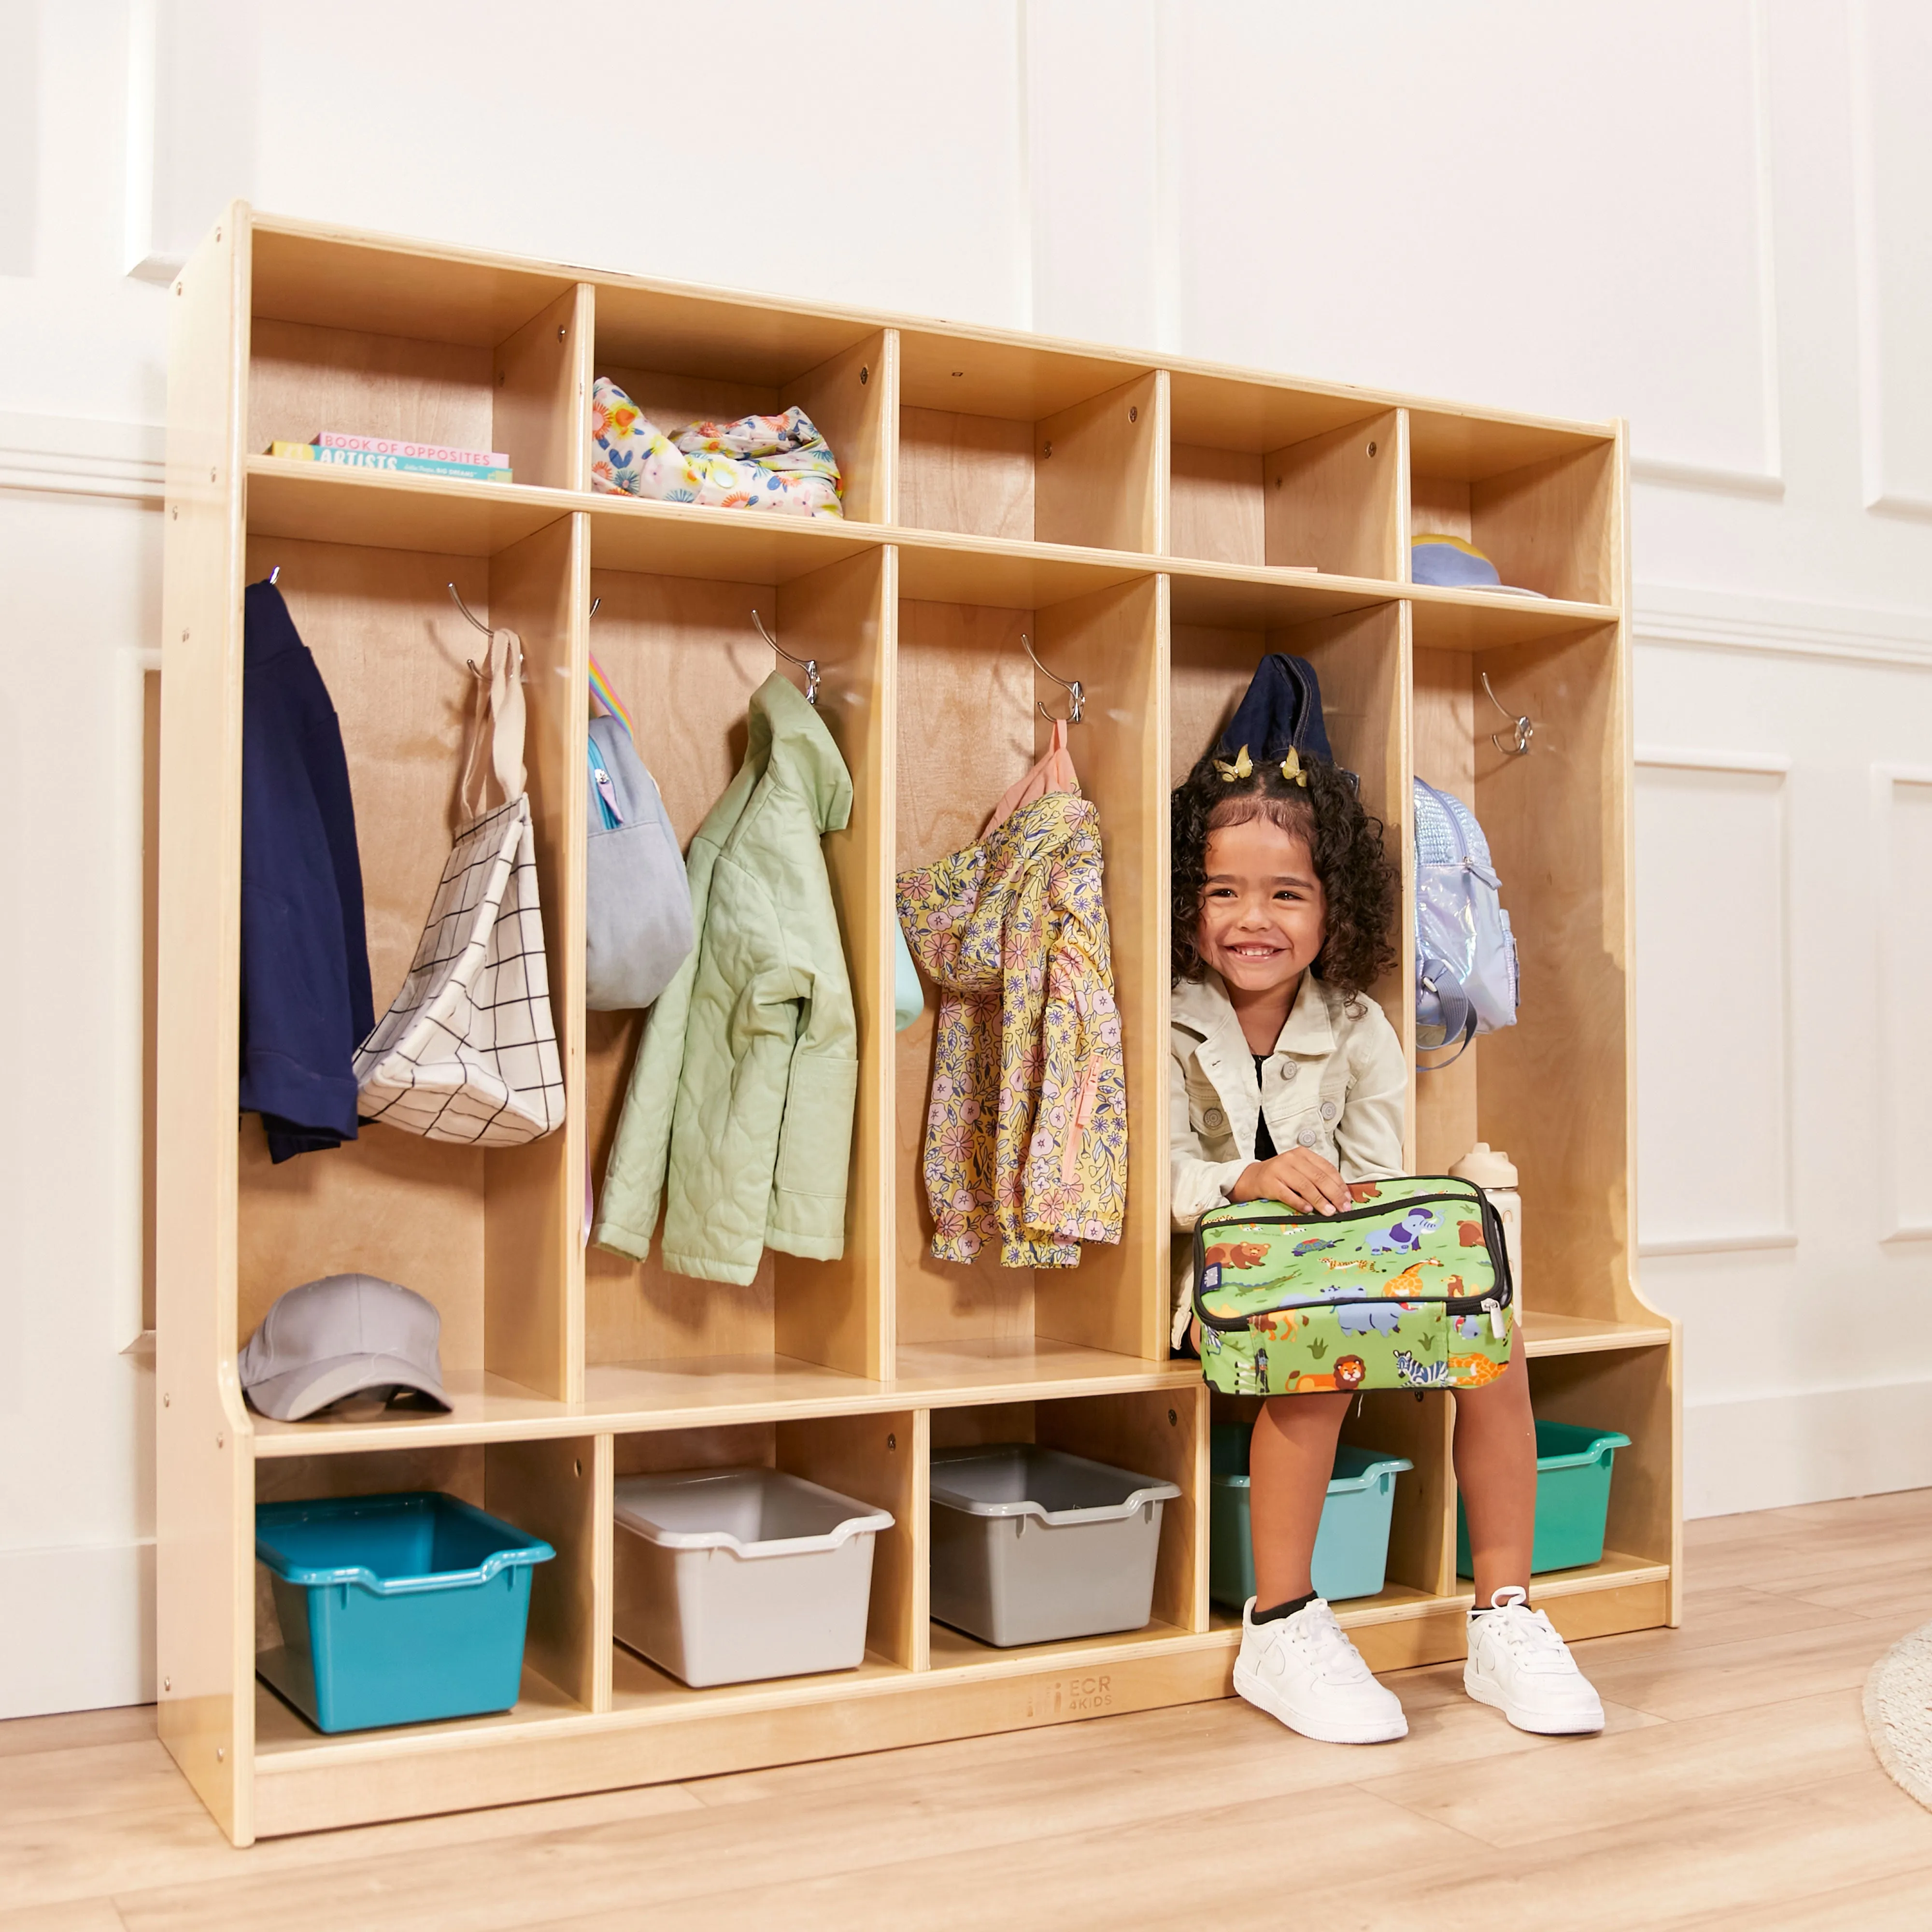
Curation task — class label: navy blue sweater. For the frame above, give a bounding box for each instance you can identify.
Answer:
[238,582,374,1161]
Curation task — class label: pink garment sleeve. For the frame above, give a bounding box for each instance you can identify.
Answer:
[981,719,1080,833]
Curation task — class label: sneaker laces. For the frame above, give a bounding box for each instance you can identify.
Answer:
[1286,1601,1374,1684]
[1479,1587,1575,1674]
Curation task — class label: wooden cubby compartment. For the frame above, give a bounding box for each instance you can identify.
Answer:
[609,1410,922,1707]
[928,1388,1205,1661]
[1167,373,1400,579]
[1406,410,1618,605]
[253,1437,601,1752]
[1522,1347,1676,1580]
[593,281,891,522]
[582,539,892,1383]
[894,579,1165,1370]
[895,328,1159,552]
[235,522,581,1405]
[1411,621,1635,1329]
[248,228,582,490]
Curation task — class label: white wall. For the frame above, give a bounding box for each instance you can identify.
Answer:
[4,0,1931,1715]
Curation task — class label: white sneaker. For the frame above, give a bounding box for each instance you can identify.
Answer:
[1463,1587,1605,1734]
[1233,1597,1408,1744]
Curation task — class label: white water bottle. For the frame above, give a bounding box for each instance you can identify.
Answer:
[1449,1142,1522,1301]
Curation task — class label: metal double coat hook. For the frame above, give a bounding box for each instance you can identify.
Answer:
[752,608,819,706]
[1023,634,1083,724]
[1480,672,1534,757]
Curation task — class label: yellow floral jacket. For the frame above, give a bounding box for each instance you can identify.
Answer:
[896,791,1127,1268]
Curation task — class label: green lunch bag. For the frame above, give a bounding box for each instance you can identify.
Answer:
[1193,1177,1516,1398]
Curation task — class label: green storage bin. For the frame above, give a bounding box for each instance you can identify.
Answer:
[1208,1421,1412,1607]
[1457,1420,1632,1577]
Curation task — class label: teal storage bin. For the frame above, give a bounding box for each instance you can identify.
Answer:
[1457,1421,1632,1577]
[255,1492,555,1734]
[1208,1422,1412,1607]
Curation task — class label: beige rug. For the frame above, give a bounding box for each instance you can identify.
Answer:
[1866,1618,1932,1810]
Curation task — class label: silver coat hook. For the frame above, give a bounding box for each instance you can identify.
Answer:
[589,596,600,619]
[268,565,281,584]
[1481,672,1533,757]
[446,581,492,637]
[752,608,819,706]
[1023,633,1084,724]
[446,581,528,682]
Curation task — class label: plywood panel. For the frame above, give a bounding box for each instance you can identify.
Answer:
[234,533,503,1378]
[773,548,894,1377]
[792,328,893,526]
[1036,371,1161,554]
[1169,444,1264,566]
[1472,441,1619,606]
[247,320,494,467]
[593,361,781,439]
[1265,407,1400,579]
[486,1436,600,1711]
[156,204,254,1845]
[778,1410,923,1669]
[1476,626,1635,1325]
[898,407,1034,540]
[581,568,781,1365]
[483,514,585,1401]
[1033,577,1166,1359]
[1409,471,1473,542]
[1035,1386,1205,1633]
[894,599,1038,1344]
[492,285,585,493]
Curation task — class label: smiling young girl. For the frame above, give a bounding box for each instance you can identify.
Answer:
[1170,747,1605,1744]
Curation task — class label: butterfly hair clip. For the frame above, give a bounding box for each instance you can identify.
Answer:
[1213,745,1253,782]
[1279,747,1309,788]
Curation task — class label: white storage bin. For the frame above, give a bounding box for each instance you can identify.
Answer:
[613,1468,893,1688]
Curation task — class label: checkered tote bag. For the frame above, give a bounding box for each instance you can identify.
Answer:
[354,626,565,1143]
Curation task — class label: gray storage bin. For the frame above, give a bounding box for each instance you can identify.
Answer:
[613,1468,893,1688]
[929,1445,1181,1648]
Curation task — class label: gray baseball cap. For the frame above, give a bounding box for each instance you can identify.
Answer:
[240,1274,451,1421]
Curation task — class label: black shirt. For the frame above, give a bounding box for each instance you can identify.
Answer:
[1252,1054,1277,1161]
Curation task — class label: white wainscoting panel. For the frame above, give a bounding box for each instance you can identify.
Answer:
[1634,753,1794,1255]
[1875,767,1932,1238]
[1851,0,1932,518]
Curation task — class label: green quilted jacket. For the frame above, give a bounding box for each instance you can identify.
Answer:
[593,674,858,1284]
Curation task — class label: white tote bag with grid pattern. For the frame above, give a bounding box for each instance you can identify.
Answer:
[354,627,565,1144]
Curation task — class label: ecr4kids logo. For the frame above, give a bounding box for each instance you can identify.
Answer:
[1034,1674,1115,1719]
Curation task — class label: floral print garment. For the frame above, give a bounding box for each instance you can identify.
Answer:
[897,792,1127,1269]
[590,377,843,517]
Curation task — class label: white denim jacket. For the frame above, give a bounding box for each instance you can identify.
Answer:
[1169,969,1406,1345]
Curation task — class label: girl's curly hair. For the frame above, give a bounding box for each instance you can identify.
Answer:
[1171,749,1398,994]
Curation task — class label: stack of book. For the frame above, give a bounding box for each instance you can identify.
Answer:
[267,433,512,483]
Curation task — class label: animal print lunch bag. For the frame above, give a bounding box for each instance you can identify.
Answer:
[1192,1177,1515,1397]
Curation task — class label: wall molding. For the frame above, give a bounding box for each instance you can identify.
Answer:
[1633,750,1795,1260]
[1636,583,1932,670]
[0,411,165,504]
[1628,455,1785,500]
[1871,764,1932,1241]
[1685,1376,1932,1518]
[0,1539,155,1719]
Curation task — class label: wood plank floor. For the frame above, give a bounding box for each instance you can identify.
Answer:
[4,1490,1931,1931]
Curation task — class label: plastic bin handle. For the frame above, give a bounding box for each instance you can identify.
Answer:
[619,1509,895,1559]
[254,1539,556,1595]
[1536,1431,1633,1471]
[929,1480,1182,1526]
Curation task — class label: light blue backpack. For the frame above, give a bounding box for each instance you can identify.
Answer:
[1413,778,1518,1067]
